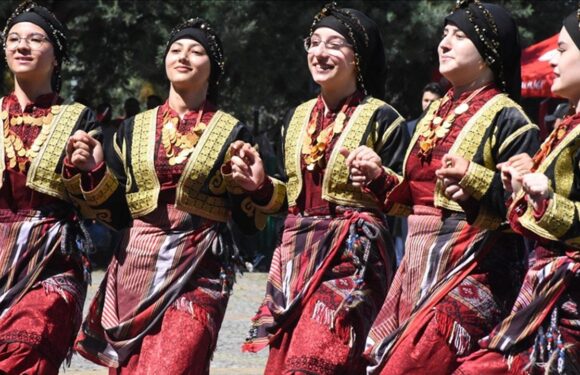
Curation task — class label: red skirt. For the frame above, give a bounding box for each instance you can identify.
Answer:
[110,289,226,375]
[265,281,369,375]
[0,282,82,374]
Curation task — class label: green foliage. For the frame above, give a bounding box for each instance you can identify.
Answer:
[0,0,575,123]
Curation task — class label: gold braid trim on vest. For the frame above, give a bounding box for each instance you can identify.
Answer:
[175,111,238,222]
[27,103,86,201]
[285,97,386,208]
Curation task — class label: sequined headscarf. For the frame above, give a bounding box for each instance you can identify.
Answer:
[3,1,68,92]
[165,18,224,103]
[445,0,521,100]
[310,2,387,99]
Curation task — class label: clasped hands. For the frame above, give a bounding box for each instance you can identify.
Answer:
[435,152,550,209]
[66,130,103,172]
[227,143,385,192]
[497,153,551,210]
[227,142,550,210]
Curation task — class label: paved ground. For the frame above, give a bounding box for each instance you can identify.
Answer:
[67,271,269,375]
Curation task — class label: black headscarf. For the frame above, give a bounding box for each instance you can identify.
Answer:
[3,1,68,92]
[563,10,580,50]
[165,18,224,103]
[445,0,521,101]
[310,2,386,99]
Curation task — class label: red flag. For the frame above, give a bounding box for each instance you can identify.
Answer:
[521,34,559,98]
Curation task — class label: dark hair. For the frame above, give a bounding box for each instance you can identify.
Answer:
[422,82,444,97]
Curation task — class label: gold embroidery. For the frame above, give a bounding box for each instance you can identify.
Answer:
[534,124,580,200]
[93,209,113,224]
[322,98,387,207]
[26,103,86,201]
[240,196,267,230]
[417,86,488,162]
[82,168,119,207]
[62,170,96,219]
[122,138,131,192]
[458,162,494,200]
[175,111,238,222]
[498,123,538,157]
[285,99,316,206]
[483,134,494,170]
[376,117,404,152]
[520,193,575,240]
[400,98,439,178]
[567,203,580,247]
[253,177,286,214]
[126,109,160,217]
[553,140,577,199]
[221,169,245,195]
[209,171,227,195]
[434,94,514,212]
[285,98,402,208]
[62,172,82,195]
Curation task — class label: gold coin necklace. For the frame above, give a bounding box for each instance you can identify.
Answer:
[3,101,60,172]
[161,103,207,166]
[302,95,353,171]
[417,85,489,163]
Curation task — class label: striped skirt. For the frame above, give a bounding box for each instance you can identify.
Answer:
[0,208,86,373]
[243,209,394,374]
[76,204,231,370]
[367,205,527,374]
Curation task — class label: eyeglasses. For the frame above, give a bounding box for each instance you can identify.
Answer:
[4,33,50,51]
[303,37,353,54]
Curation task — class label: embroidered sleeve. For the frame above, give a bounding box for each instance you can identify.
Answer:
[251,177,286,214]
[80,167,120,207]
[383,170,412,217]
[366,104,411,214]
[223,124,286,233]
[518,192,580,248]
[462,106,540,229]
[458,162,494,200]
[63,118,133,230]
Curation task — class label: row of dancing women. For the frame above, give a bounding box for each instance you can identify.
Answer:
[0,0,578,374]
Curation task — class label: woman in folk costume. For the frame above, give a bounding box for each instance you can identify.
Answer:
[0,1,96,374]
[364,1,541,374]
[70,18,263,375]
[237,3,408,374]
[454,8,580,375]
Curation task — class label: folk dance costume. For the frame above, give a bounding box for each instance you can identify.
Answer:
[366,2,541,374]
[243,4,408,374]
[0,3,96,374]
[455,11,580,375]
[73,19,262,375]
